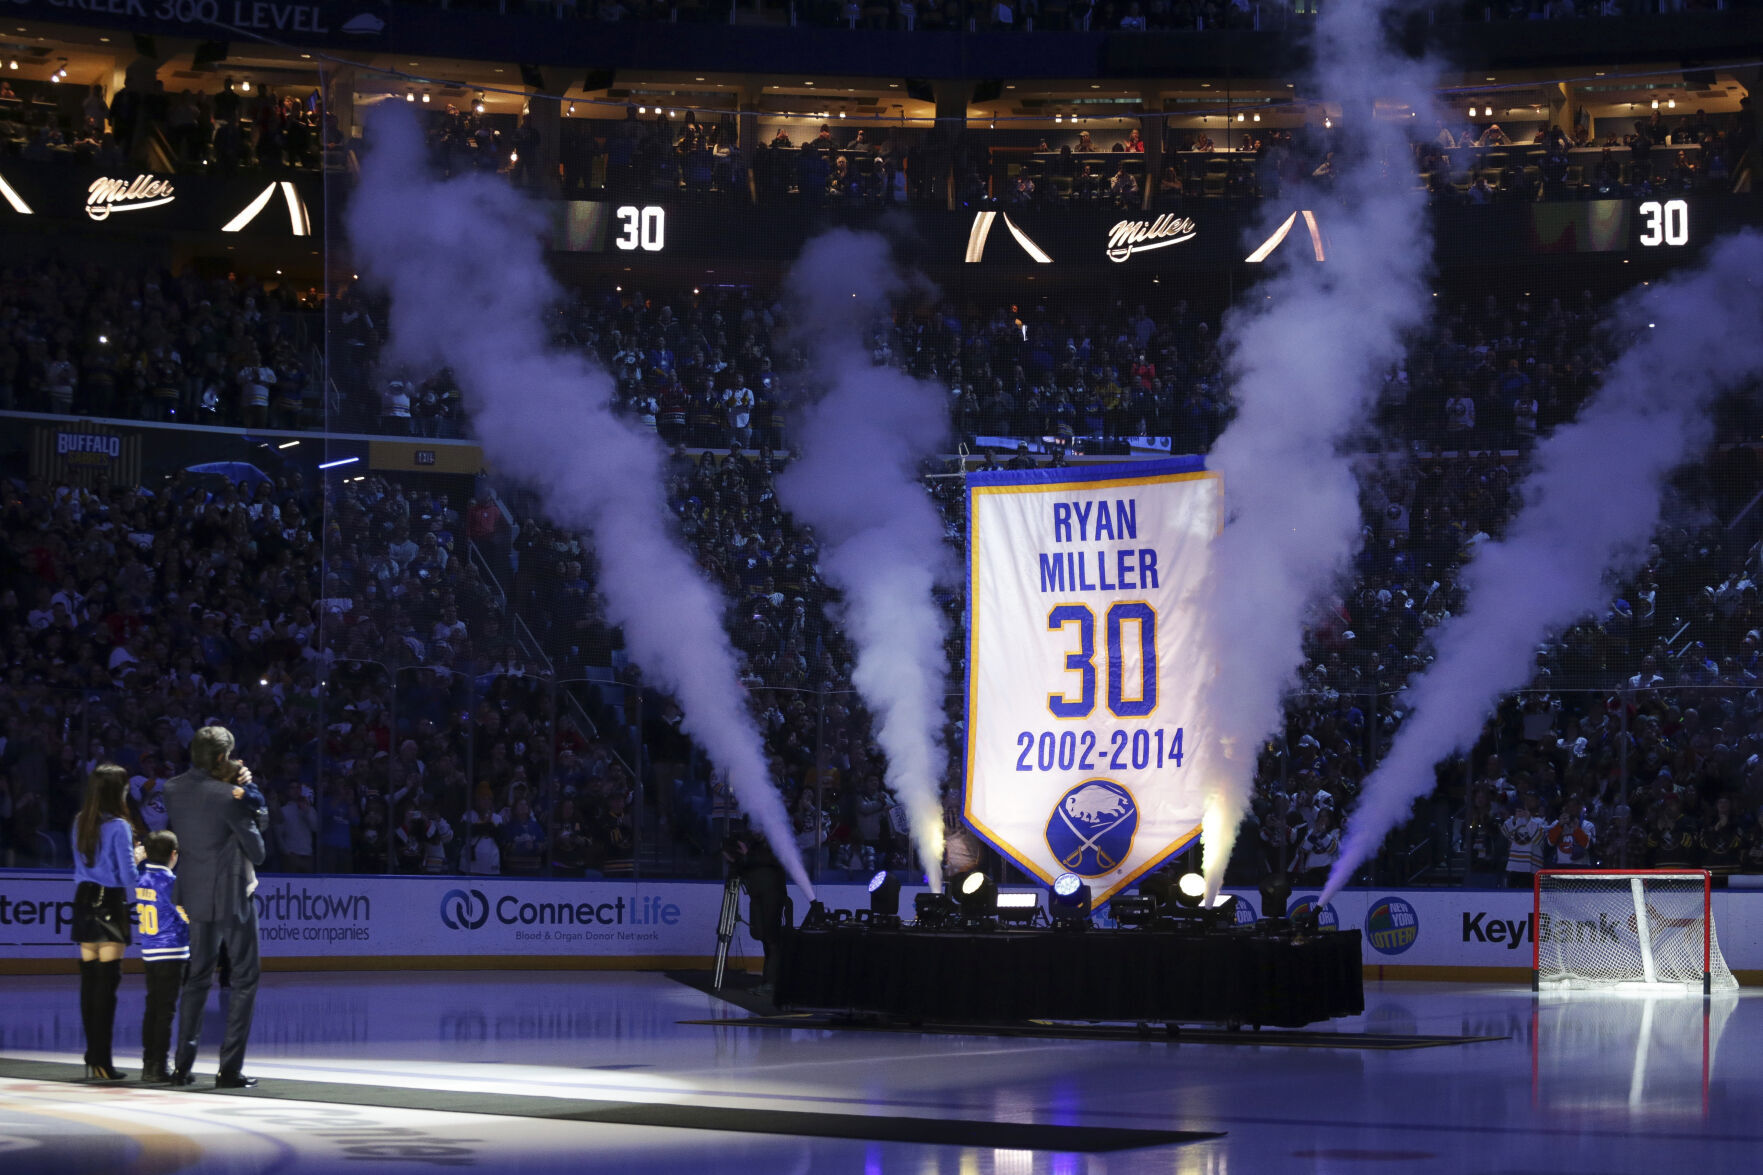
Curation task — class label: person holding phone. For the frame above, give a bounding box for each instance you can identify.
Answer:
[163,726,266,1088]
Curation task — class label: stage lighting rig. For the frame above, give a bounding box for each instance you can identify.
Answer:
[1049,872,1092,930]
[867,870,902,925]
[994,892,1040,928]
[1175,873,1207,909]
[957,871,998,923]
[914,891,959,928]
[801,900,829,930]
[1137,871,1175,912]
[1111,894,1158,928]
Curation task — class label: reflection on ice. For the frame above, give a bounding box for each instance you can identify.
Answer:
[1532,990,1740,1117]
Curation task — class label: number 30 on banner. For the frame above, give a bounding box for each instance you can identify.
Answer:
[1046,602,1157,718]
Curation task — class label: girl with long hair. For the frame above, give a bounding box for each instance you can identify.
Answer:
[71,763,137,1080]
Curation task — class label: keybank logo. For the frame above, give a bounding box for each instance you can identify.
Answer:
[440,889,490,930]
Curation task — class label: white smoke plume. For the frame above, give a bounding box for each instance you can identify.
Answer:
[347,104,813,895]
[775,229,952,890]
[1194,0,1439,896]
[1324,233,1763,902]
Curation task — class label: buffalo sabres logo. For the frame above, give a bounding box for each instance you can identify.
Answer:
[1045,779,1138,877]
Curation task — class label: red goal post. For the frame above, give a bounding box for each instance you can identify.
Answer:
[1533,869,1730,996]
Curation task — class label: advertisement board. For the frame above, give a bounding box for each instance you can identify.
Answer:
[0,873,885,969]
[5,870,1760,979]
[0,165,319,237]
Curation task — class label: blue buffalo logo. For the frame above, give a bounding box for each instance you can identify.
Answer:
[440,888,490,930]
[1046,779,1138,877]
[1288,895,1340,930]
[1365,895,1420,955]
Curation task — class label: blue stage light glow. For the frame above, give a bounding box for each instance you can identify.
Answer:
[868,869,890,894]
[1053,872,1083,898]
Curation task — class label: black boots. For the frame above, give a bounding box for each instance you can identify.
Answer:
[78,959,124,1081]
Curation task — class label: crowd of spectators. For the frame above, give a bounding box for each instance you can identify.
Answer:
[9,255,1763,887]
[0,77,330,175]
[0,260,321,426]
[0,466,643,877]
[552,100,1746,209]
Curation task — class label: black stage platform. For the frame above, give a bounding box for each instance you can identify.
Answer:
[775,926,1364,1029]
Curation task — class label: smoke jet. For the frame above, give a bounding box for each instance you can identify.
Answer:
[1323,233,1763,902]
[775,229,952,890]
[1193,0,1439,896]
[347,104,813,895]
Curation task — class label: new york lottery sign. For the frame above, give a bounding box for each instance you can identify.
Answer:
[963,457,1220,903]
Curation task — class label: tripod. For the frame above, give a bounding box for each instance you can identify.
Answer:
[712,874,793,992]
[712,876,744,991]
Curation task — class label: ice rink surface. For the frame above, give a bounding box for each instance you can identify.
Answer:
[0,970,1756,1173]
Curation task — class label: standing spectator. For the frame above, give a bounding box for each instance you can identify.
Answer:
[1260,793,1305,876]
[317,782,358,873]
[1295,808,1339,886]
[276,784,318,872]
[1647,795,1697,868]
[1700,795,1743,875]
[1545,797,1595,868]
[1501,792,1548,887]
[380,374,414,435]
[461,794,503,875]
[236,348,274,429]
[502,796,546,875]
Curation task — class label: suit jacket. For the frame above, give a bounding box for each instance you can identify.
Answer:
[163,767,266,922]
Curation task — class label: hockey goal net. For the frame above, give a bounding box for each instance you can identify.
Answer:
[1534,870,1737,994]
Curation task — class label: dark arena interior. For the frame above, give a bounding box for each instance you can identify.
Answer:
[4,2,1763,1172]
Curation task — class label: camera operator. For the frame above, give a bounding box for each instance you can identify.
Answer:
[723,822,787,996]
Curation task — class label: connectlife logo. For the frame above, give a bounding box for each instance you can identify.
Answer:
[439,888,490,931]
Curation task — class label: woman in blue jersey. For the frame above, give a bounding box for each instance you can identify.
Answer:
[71,764,137,1080]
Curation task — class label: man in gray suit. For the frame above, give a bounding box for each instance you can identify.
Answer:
[163,726,265,1088]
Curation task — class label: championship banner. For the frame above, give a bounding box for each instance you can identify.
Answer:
[964,456,1221,904]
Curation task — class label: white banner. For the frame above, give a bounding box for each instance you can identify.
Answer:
[964,458,1221,903]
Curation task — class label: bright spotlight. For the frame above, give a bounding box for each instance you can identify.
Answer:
[1176,872,1207,909]
[1049,873,1092,930]
[995,892,1039,928]
[867,869,901,921]
[955,871,997,921]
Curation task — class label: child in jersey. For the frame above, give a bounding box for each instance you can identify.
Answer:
[135,831,189,1084]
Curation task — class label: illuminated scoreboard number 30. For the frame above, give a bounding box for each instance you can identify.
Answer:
[1637,199,1689,248]
[614,205,666,252]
